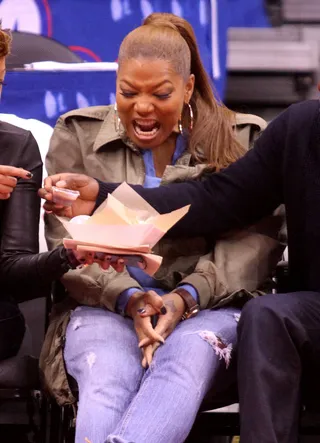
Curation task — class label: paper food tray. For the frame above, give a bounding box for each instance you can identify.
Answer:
[63,239,162,276]
[57,182,190,276]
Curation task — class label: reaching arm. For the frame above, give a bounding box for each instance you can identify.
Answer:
[41,107,287,240]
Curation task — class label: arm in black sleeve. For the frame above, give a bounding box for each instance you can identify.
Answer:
[97,107,287,238]
[0,132,72,301]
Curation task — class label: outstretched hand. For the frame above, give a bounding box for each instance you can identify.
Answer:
[38,173,99,218]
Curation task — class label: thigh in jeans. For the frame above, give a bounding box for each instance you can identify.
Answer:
[105,307,241,443]
[0,300,25,360]
[152,307,240,396]
[64,306,144,410]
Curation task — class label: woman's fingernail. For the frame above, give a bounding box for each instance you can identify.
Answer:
[56,180,67,187]
[26,172,33,178]
[160,306,167,315]
[137,308,146,314]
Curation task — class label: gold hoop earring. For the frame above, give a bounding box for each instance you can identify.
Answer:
[178,102,194,135]
[114,103,121,134]
[187,102,194,132]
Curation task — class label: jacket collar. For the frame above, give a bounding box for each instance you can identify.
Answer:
[93,109,138,153]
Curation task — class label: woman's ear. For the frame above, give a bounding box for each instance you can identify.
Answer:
[185,74,195,102]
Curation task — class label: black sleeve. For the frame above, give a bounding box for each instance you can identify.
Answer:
[0,132,71,301]
[97,108,286,238]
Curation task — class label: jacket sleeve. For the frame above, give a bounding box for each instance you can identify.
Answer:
[97,108,286,238]
[0,132,72,302]
[179,208,286,309]
[45,121,143,311]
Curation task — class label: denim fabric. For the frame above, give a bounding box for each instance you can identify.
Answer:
[64,305,240,443]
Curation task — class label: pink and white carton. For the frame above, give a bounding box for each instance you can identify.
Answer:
[57,183,190,276]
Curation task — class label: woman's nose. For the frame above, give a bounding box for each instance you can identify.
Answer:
[134,100,154,115]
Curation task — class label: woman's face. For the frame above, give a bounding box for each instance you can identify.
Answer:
[116,57,194,148]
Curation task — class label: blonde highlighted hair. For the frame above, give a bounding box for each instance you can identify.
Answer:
[0,21,11,57]
[118,12,246,170]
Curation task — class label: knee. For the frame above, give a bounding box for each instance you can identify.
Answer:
[239,295,286,334]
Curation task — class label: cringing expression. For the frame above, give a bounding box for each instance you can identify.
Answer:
[116,58,192,148]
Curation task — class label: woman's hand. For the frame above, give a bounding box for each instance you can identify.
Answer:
[63,239,126,272]
[136,290,168,316]
[126,292,165,356]
[0,165,32,199]
[38,173,99,218]
[70,249,126,272]
[139,292,186,367]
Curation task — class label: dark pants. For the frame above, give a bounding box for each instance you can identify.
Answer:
[0,300,25,361]
[238,291,320,443]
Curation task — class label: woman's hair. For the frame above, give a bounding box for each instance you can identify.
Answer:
[0,22,11,57]
[118,12,246,170]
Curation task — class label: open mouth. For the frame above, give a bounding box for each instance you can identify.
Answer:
[133,120,160,138]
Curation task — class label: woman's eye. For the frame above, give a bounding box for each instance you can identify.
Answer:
[154,93,171,100]
[120,91,136,98]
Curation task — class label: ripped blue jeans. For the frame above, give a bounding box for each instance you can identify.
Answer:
[64,306,240,443]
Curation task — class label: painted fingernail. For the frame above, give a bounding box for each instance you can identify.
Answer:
[26,172,33,178]
[137,308,146,314]
[160,306,167,315]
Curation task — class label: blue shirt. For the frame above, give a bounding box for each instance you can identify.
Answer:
[116,135,199,315]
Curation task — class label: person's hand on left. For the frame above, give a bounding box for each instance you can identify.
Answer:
[69,249,126,272]
[0,165,33,199]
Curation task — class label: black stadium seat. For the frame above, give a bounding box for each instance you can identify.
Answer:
[6,31,83,68]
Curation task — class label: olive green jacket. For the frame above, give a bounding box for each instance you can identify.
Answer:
[40,105,285,405]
